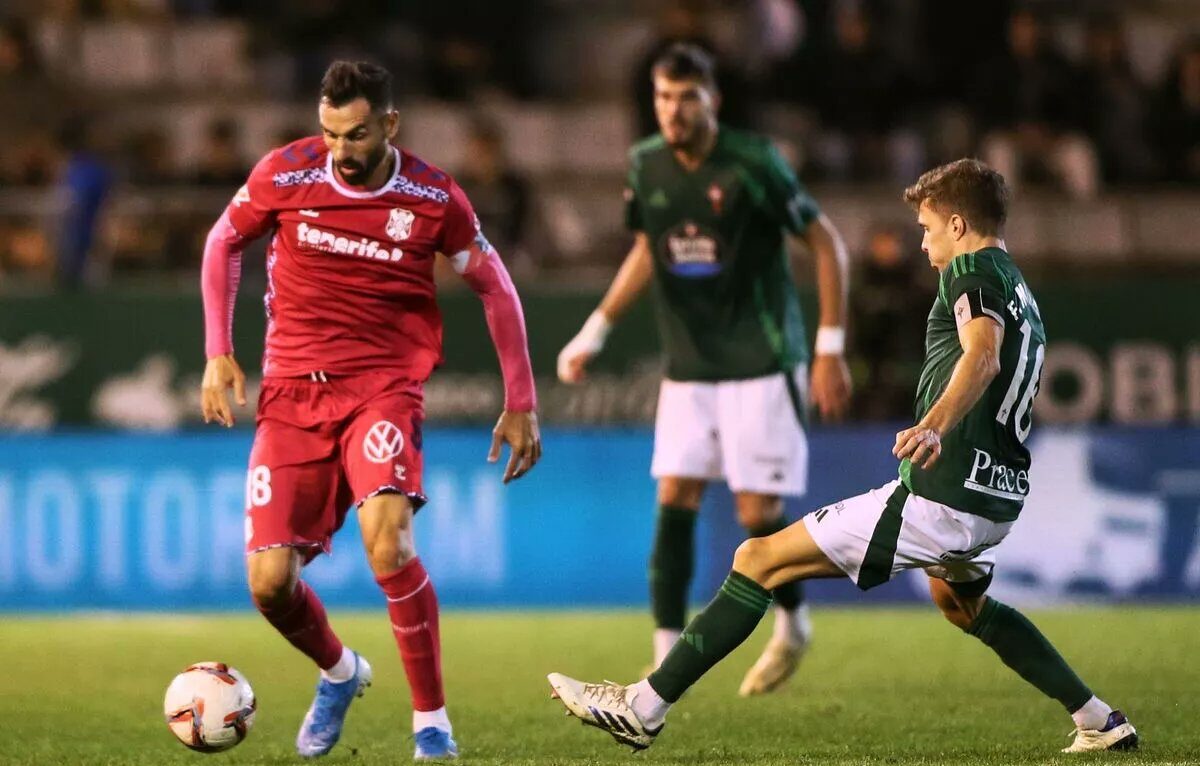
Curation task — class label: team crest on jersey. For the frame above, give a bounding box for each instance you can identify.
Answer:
[363,420,404,464]
[386,208,415,241]
[707,183,724,214]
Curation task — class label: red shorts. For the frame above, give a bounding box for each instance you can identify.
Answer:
[244,371,425,561]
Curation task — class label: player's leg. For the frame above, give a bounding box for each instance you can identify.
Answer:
[733,491,813,695]
[929,576,1137,752]
[247,545,349,675]
[716,366,812,695]
[343,380,455,759]
[648,378,720,669]
[549,516,842,749]
[359,491,455,756]
[244,407,371,758]
[649,477,705,668]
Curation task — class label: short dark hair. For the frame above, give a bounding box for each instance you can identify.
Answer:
[903,159,1009,236]
[651,42,718,91]
[320,60,393,111]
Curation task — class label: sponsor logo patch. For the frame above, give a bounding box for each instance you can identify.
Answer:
[364,420,405,463]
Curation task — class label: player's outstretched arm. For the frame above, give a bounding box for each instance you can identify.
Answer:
[894,316,1003,468]
[797,213,853,421]
[557,233,653,383]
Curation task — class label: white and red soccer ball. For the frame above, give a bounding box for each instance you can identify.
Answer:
[163,662,257,752]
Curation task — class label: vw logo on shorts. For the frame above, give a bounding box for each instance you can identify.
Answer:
[363,420,404,464]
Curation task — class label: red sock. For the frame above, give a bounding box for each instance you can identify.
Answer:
[253,580,344,670]
[376,557,444,711]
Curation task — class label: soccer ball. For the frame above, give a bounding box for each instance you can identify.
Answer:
[163,662,257,752]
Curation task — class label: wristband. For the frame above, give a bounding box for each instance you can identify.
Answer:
[814,326,845,356]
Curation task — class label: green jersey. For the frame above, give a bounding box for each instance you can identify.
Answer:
[901,248,1046,522]
[624,127,820,381]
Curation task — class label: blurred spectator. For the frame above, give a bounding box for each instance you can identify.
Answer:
[192,118,247,187]
[973,8,1099,198]
[0,17,68,185]
[455,117,538,275]
[55,121,113,288]
[806,2,923,183]
[631,0,755,139]
[849,224,932,421]
[1075,13,1157,183]
[1153,36,1200,185]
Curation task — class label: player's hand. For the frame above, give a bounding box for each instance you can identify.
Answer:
[556,346,594,384]
[201,354,247,428]
[810,354,852,421]
[557,311,612,384]
[488,410,542,483]
[893,424,942,469]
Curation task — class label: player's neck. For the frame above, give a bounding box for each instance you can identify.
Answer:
[672,126,718,171]
[341,146,396,192]
[954,235,1005,258]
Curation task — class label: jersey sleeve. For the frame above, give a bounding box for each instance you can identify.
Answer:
[440,180,479,254]
[942,254,1008,332]
[762,143,819,235]
[623,159,644,232]
[225,150,279,240]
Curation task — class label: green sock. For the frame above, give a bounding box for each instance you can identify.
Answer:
[747,515,804,610]
[968,597,1093,712]
[649,505,697,629]
[648,571,771,702]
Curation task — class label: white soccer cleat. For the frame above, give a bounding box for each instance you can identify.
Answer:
[1062,710,1139,753]
[738,637,807,697]
[547,673,662,751]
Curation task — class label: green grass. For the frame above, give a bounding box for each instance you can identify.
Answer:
[2,607,1197,765]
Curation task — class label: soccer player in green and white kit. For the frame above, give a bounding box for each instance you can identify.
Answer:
[550,159,1139,755]
[557,43,852,697]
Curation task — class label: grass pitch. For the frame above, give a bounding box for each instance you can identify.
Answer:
[1,607,1196,765]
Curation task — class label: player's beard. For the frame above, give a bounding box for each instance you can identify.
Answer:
[337,143,390,186]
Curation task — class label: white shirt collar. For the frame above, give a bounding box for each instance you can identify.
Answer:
[325,145,402,199]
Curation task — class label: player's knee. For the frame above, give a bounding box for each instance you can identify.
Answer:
[657,478,704,509]
[929,580,975,631]
[735,495,782,530]
[248,566,296,609]
[732,537,773,583]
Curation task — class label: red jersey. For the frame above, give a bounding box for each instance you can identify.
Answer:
[224,137,477,381]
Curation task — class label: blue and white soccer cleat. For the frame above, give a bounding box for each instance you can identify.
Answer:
[413,726,459,760]
[295,651,373,758]
[547,673,662,751]
[1062,710,1139,753]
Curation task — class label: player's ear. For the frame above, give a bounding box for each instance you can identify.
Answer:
[949,213,966,241]
[383,109,400,141]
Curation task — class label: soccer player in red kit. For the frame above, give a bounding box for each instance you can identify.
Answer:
[199,61,541,760]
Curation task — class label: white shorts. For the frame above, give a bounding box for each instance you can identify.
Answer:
[650,365,808,496]
[803,480,1013,592]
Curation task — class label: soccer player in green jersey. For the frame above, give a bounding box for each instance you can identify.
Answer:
[557,42,853,696]
[549,159,1139,755]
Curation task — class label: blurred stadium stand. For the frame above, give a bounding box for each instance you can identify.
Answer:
[1,0,1197,283]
